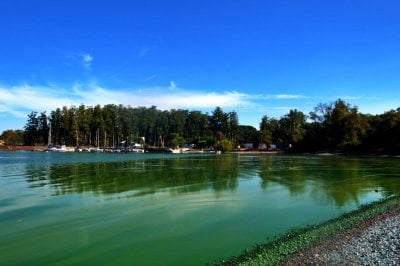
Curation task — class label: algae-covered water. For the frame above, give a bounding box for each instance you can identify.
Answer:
[0,151,399,265]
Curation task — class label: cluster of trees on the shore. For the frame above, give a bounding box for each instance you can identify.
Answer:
[1,99,399,153]
[19,105,242,150]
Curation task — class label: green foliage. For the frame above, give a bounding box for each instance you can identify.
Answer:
[21,99,400,153]
[169,133,185,148]
[0,129,24,145]
[367,109,400,152]
[227,111,239,141]
[193,135,215,149]
[23,111,40,145]
[259,116,273,145]
[27,105,214,147]
[210,107,229,134]
[237,125,258,145]
[278,109,307,145]
[216,139,234,153]
[300,99,399,152]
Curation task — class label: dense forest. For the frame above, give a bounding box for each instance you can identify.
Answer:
[1,99,399,153]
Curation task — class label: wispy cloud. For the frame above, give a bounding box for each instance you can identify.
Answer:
[0,103,26,118]
[127,90,249,110]
[72,84,124,105]
[245,93,307,100]
[64,51,93,70]
[0,83,251,119]
[0,82,395,132]
[274,94,306,99]
[138,47,150,58]
[142,74,158,82]
[336,95,361,100]
[81,53,93,69]
[0,85,76,115]
[169,80,177,89]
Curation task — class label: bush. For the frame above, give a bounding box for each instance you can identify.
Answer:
[216,139,234,153]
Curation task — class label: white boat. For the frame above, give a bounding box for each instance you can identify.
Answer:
[168,148,190,154]
[89,147,104,152]
[49,145,75,152]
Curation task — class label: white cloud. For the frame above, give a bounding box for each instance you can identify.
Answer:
[274,94,305,99]
[7,83,387,124]
[142,74,158,82]
[337,95,362,100]
[0,83,251,121]
[72,84,124,105]
[126,90,249,110]
[0,79,312,125]
[0,103,26,118]
[169,80,177,89]
[0,85,77,116]
[81,54,93,69]
[65,52,94,69]
[1,82,397,132]
[246,93,306,100]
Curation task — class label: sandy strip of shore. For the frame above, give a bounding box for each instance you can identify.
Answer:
[0,145,46,151]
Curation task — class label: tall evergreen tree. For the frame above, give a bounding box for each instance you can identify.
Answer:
[24,111,39,145]
[38,112,49,145]
[210,107,228,135]
[227,111,239,142]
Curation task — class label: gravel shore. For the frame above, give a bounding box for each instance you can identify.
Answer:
[287,205,400,265]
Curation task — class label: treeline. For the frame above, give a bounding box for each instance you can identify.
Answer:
[21,105,242,149]
[2,99,399,153]
[258,99,400,153]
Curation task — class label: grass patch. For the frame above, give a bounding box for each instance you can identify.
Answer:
[217,195,400,266]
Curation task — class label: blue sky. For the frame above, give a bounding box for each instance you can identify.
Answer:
[1,0,400,132]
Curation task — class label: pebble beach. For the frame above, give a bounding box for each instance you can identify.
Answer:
[287,205,400,265]
[219,197,400,266]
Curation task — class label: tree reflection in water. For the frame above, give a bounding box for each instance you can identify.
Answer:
[257,155,399,206]
[25,154,400,207]
[25,156,239,197]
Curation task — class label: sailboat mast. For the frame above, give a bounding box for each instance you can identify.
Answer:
[48,126,52,146]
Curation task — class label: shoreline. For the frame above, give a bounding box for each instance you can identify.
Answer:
[217,195,400,265]
[0,145,46,151]
[286,204,400,265]
[1,145,399,157]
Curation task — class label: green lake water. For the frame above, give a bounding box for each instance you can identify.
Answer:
[0,151,399,265]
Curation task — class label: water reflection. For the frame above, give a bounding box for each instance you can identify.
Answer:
[23,154,400,206]
[258,155,400,206]
[259,155,308,196]
[25,156,239,197]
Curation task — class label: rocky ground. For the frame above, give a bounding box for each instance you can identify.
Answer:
[286,205,400,265]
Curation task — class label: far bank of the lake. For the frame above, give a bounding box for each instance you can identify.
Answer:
[0,145,46,151]
[2,144,399,157]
